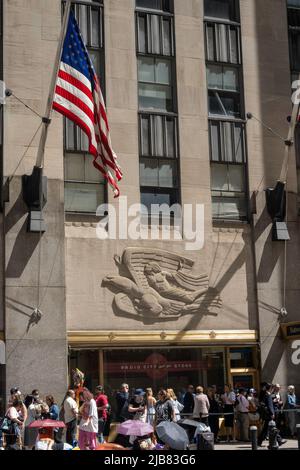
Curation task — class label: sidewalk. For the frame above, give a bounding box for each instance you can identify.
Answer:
[213,439,298,450]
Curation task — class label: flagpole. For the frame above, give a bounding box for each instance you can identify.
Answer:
[35,0,72,168]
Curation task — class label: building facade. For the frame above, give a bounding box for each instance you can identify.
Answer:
[0,0,300,412]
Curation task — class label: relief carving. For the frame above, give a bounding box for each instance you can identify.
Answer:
[102,248,222,324]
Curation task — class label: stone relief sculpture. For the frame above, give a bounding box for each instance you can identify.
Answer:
[102,248,222,324]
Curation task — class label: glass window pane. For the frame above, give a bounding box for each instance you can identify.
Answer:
[223,121,233,162]
[138,57,155,83]
[65,153,85,181]
[140,158,159,186]
[229,27,239,64]
[228,165,245,192]
[78,5,88,45]
[154,115,164,156]
[151,15,161,54]
[223,68,239,91]
[141,115,150,156]
[162,18,171,55]
[207,65,223,89]
[137,0,162,10]
[210,122,221,162]
[138,15,147,53]
[85,155,105,183]
[206,24,215,61]
[204,0,238,22]
[233,123,244,162]
[89,50,101,77]
[79,129,89,152]
[159,161,177,187]
[212,197,246,220]
[139,83,172,111]
[166,118,175,158]
[65,182,105,213]
[209,91,240,118]
[211,163,228,191]
[141,191,172,213]
[66,119,75,150]
[218,24,228,62]
[155,59,171,84]
[91,8,100,47]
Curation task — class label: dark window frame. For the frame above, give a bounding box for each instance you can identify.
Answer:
[205,1,249,222]
[136,1,180,210]
[63,0,107,214]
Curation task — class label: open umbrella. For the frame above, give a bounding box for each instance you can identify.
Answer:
[117,420,153,437]
[178,419,209,440]
[28,419,66,428]
[156,422,189,450]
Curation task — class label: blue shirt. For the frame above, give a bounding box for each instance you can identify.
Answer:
[287,394,297,408]
[49,404,59,420]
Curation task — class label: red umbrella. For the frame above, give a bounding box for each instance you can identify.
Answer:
[28,419,66,428]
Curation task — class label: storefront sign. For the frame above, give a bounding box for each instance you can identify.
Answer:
[281,322,300,340]
[104,352,211,379]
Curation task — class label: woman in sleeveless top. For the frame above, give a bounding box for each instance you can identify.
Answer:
[146,388,156,425]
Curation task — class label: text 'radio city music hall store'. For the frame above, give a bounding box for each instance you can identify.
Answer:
[69,342,259,409]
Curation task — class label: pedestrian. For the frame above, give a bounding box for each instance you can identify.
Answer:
[271,384,284,431]
[78,388,98,450]
[63,390,78,446]
[128,389,147,422]
[286,385,299,438]
[115,383,130,423]
[145,388,156,425]
[45,395,59,442]
[4,399,24,449]
[258,383,286,447]
[182,385,195,416]
[236,388,250,441]
[247,389,260,426]
[24,395,42,450]
[167,388,184,422]
[7,388,27,448]
[192,386,210,426]
[221,384,236,442]
[207,387,220,441]
[94,385,109,444]
[155,390,175,426]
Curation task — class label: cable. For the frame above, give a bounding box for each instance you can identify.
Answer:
[7,121,43,183]
[247,113,286,143]
[11,92,43,119]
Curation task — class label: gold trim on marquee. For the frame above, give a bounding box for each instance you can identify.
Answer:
[68,330,258,347]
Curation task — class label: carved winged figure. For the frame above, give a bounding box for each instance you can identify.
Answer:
[102,248,221,323]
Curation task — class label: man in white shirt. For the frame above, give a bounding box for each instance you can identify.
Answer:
[63,390,78,446]
[236,388,250,442]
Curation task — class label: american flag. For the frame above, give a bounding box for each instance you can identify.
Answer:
[53,11,122,197]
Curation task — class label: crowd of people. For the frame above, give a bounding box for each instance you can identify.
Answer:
[0,382,299,450]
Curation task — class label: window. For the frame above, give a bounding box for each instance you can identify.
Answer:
[205,0,247,221]
[288,4,300,78]
[63,0,105,213]
[138,57,173,112]
[204,0,239,22]
[136,1,179,211]
[205,22,241,64]
[136,0,173,12]
[136,12,174,55]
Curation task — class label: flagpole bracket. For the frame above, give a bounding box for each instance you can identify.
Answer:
[42,117,51,125]
[284,139,293,147]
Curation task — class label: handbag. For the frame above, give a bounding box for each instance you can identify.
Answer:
[0,416,14,434]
